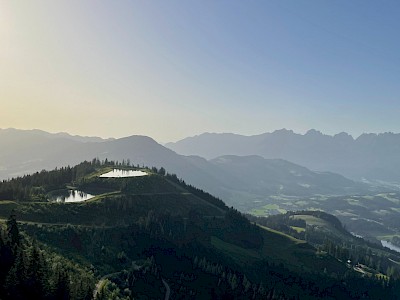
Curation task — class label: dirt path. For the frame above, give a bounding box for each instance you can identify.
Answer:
[162,278,171,300]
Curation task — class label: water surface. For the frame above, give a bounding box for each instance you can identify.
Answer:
[100,169,148,178]
[52,190,95,203]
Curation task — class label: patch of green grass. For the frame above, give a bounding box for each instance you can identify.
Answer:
[292,215,329,227]
[263,204,279,209]
[291,226,306,233]
[86,167,114,179]
[258,225,305,244]
[249,209,267,216]
[248,204,287,216]
[333,210,358,217]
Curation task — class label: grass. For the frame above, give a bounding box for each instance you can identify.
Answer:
[249,204,287,216]
[86,166,114,179]
[292,215,330,227]
[290,226,306,233]
[258,225,305,244]
[85,191,121,203]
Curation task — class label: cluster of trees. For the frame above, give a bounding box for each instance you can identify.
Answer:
[0,215,95,299]
[135,206,264,250]
[320,236,400,279]
[192,255,283,299]
[0,161,97,201]
[95,256,164,299]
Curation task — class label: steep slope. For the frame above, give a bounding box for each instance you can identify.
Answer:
[166,129,400,183]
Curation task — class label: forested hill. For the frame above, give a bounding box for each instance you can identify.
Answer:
[0,160,399,299]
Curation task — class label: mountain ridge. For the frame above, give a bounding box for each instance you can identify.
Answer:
[166,129,400,182]
[0,129,372,210]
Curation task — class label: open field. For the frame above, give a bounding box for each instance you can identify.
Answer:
[247,193,400,241]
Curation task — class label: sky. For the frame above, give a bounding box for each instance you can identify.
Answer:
[1,0,400,142]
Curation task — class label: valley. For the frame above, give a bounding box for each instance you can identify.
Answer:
[244,192,400,245]
[1,160,400,299]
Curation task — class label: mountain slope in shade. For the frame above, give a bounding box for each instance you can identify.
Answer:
[0,128,113,143]
[0,129,371,210]
[166,129,400,182]
[184,155,371,210]
[0,129,183,180]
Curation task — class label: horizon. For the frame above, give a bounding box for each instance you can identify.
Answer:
[2,1,400,141]
[2,126,400,144]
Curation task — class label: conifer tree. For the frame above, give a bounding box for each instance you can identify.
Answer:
[7,213,20,246]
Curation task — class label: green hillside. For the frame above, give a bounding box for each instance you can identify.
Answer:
[1,160,399,299]
[250,210,400,280]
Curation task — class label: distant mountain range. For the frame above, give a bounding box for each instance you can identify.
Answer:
[166,129,400,183]
[0,128,370,208]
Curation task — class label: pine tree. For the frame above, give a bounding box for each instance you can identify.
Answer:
[27,243,48,298]
[54,269,70,300]
[6,213,20,246]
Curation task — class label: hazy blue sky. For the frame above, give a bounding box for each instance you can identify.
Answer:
[1,1,400,142]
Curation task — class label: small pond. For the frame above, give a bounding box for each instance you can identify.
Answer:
[99,169,148,178]
[381,240,400,254]
[51,190,95,203]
